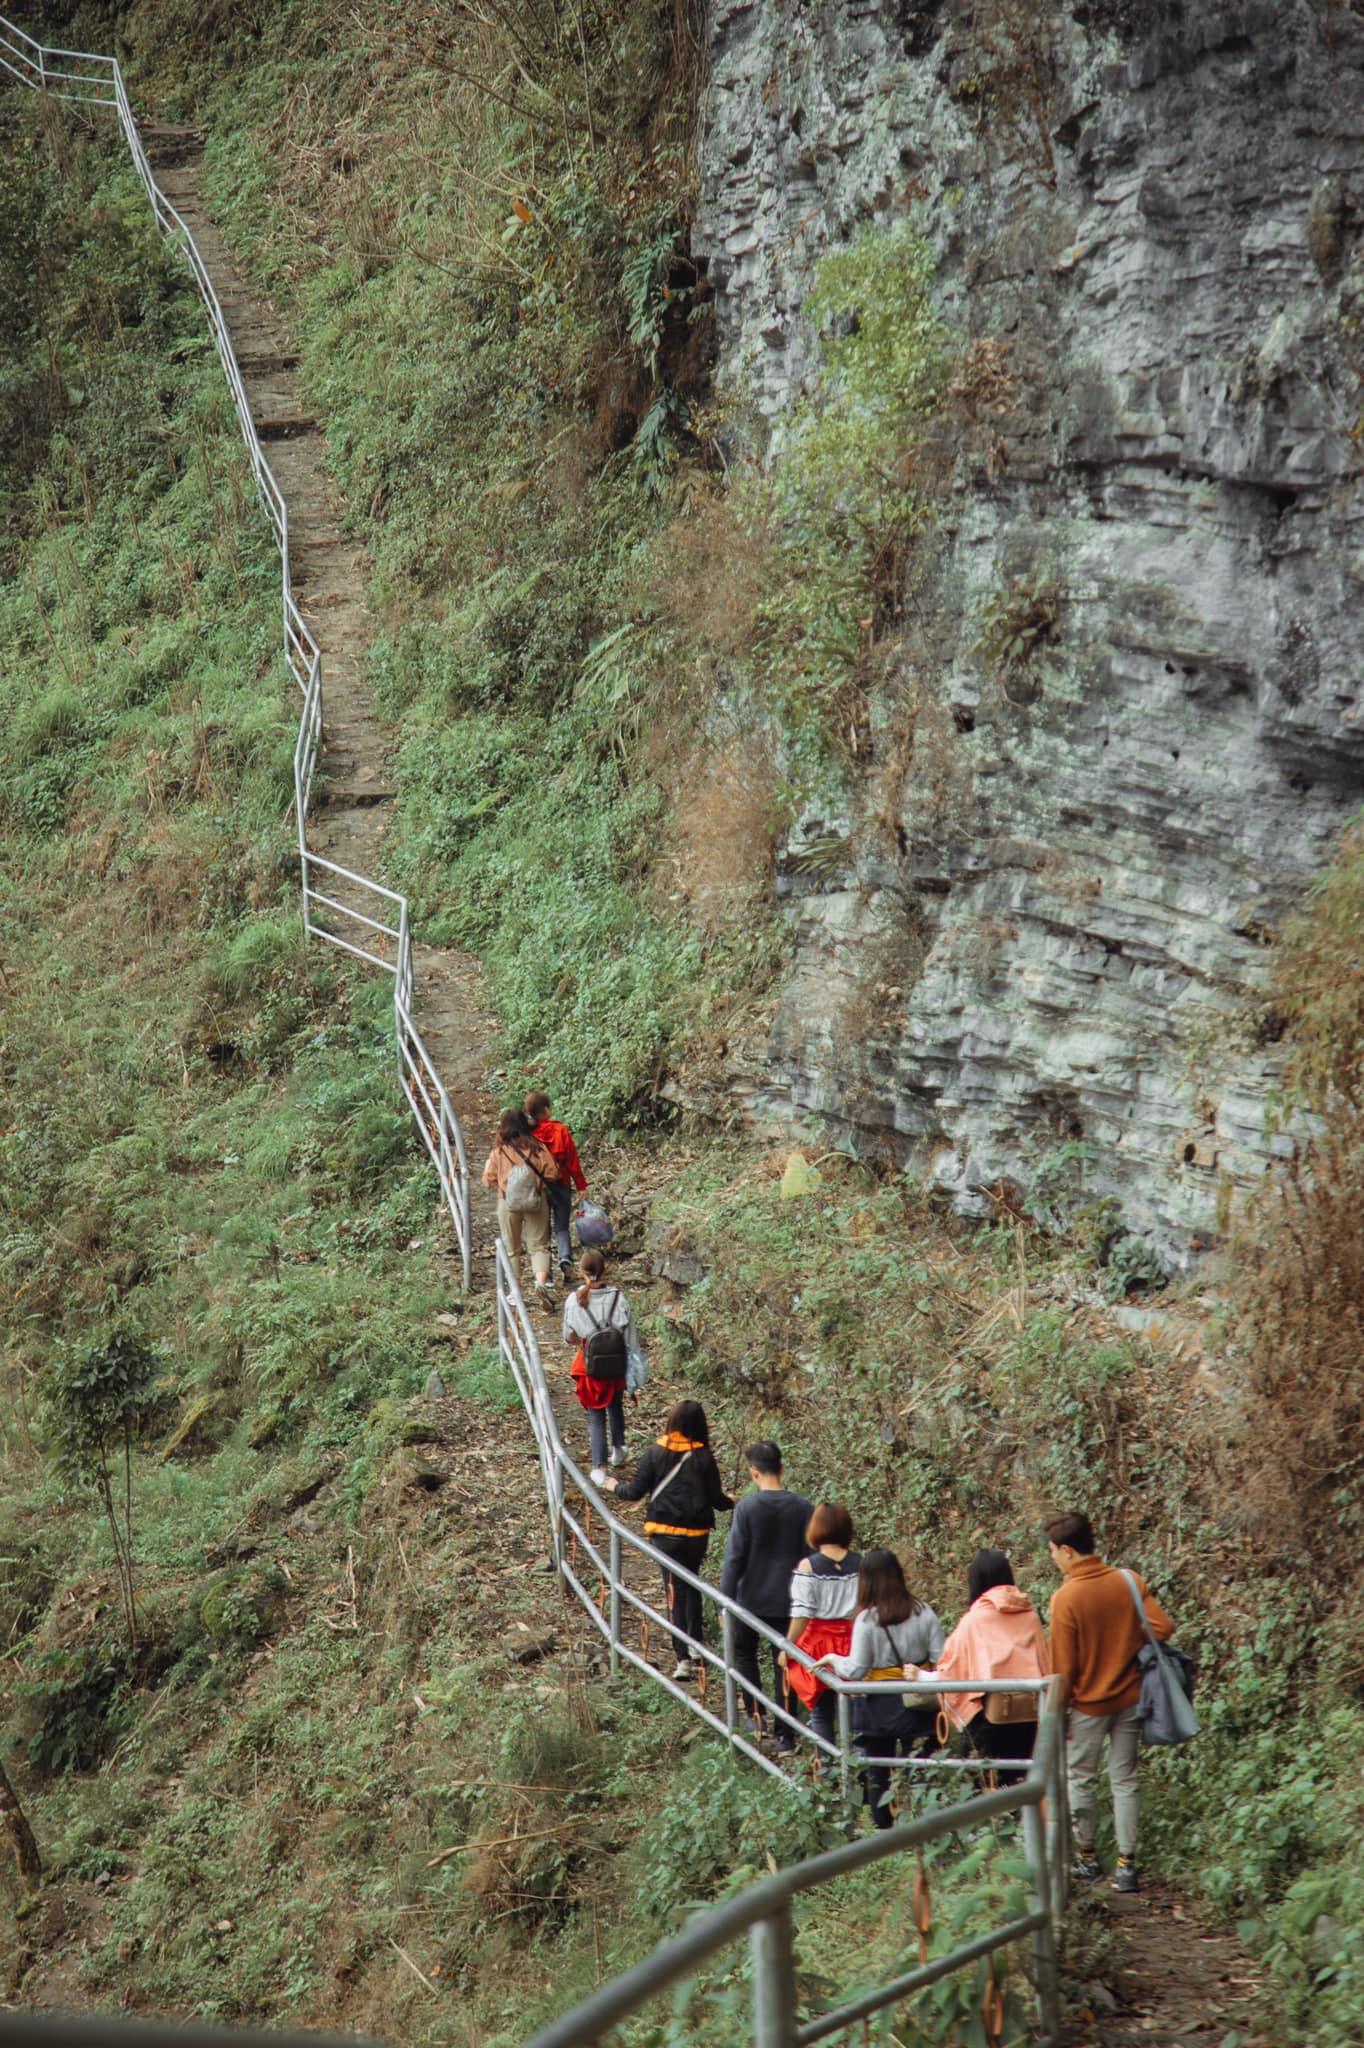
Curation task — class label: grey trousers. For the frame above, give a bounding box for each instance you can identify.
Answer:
[1067,1703,1141,1857]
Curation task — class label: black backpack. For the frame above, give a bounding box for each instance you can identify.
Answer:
[583,1289,628,1381]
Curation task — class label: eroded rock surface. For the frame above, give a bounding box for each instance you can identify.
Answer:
[695,0,1364,1265]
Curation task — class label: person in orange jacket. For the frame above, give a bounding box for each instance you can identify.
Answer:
[1044,1511,1175,1895]
[525,1090,588,1286]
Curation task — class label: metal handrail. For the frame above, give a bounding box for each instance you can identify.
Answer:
[2,13,473,1293]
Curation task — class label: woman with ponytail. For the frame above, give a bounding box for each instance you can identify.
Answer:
[562,1249,634,1483]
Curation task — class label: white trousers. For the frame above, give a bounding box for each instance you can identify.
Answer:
[1067,1703,1141,1857]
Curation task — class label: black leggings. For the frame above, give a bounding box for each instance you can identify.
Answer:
[650,1532,708,1661]
[964,1709,1036,1766]
[857,1705,939,1828]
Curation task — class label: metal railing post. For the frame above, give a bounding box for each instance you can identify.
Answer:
[609,1527,621,1678]
[722,1608,738,1740]
[1021,1796,1060,2045]
[750,1905,797,2048]
[837,1689,854,1834]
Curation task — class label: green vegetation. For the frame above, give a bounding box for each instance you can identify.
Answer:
[644,1142,1364,2045]
[5,3,1363,2043]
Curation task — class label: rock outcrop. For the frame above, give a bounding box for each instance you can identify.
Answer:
[694,0,1364,1267]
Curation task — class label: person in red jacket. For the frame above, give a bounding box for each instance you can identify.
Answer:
[525,1091,588,1286]
[1044,1511,1175,1895]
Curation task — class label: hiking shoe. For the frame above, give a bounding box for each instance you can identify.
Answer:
[1112,1859,1139,1894]
[589,1466,609,1486]
[1072,1851,1105,1884]
[609,1445,628,1468]
[536,1282,558,1311]
[560,1261,575,1285]
[672,1659,694,1682]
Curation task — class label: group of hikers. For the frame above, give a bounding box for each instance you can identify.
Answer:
[481,1102,1175,1892]
[611,1411,1172,1892]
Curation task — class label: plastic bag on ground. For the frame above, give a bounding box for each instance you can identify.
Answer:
[780,1149,821,1201]
[575,1198,615,1248]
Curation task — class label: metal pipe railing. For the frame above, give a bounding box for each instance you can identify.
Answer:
[519,1695,1067,2048]
[0,11,473,1289]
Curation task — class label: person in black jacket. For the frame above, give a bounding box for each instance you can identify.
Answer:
[605,1401,733,1682]
[720,1441,813,1752]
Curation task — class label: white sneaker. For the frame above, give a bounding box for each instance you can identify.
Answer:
[672,1659,694,1682]
[609,1445,627,1467]
[589,1466,608,1486]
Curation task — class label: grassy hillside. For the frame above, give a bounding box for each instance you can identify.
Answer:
[2,5,1363,2044]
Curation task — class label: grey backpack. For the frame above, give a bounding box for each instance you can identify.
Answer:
[1121,1570,1199,1747]
[504,1145,547,1215]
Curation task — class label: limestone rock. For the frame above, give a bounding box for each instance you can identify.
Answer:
[694,0,1364,1269]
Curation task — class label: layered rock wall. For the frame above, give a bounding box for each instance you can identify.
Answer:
[695,0,1364,1265]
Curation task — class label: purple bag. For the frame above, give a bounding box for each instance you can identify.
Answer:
[575,1199,615,1248]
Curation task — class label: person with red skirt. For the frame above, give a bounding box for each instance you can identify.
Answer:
[781,1503,862,1758]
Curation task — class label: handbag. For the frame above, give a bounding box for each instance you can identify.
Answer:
[1121,1570,1199,1747]
[649,1450,692,1505]
[984,1689,1038,1726]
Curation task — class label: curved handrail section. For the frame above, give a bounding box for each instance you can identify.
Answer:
[1,10,472,1290]
[520,1688,1068,2046]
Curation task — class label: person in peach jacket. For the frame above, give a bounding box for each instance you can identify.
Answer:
[904,1549,1050,1765]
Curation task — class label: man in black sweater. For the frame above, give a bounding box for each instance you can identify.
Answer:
[720,1441,813,1752]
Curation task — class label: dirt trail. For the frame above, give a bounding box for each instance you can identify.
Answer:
[151,133,682,1652]
[155,139,504,1236]
[1065,1882,1268,2046]
[144,139,1274,2048]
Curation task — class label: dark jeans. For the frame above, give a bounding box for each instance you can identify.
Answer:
[586,1390,625,1469]
[857,1705,939,1829]
[547,1182,574,1266]
[734,1614,799,1747]
[964,1709,1036,1766]
[651,1532,708,1662]
[810,1688,839,1755]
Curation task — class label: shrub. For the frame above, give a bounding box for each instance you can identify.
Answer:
[1227,1113,1364,1573]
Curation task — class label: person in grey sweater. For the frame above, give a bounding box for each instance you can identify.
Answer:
[819,1550,945,1828]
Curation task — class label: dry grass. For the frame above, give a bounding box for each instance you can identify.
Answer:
[653,496,770,665]
[1228,1113,1364,1574]
[658,736,778,935]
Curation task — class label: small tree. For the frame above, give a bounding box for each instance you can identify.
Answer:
[44,1330,158,1647]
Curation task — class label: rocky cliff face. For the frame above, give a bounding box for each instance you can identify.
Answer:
[694,0,1364,1268]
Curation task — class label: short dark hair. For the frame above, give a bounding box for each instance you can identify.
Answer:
[857,1548,921,1626]
[807,1502,853,1550]
[745,1440,782,1476]
[667,1400,710,1448]
[524,1091,551,1122]
[1043,1512,1095,1555]
[498,1107,533,1144]
[967,1548,1015,1604]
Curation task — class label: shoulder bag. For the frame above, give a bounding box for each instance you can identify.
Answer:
[1121,1570,1199,1747]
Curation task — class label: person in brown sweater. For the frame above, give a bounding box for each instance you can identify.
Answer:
[1045,1511,1175,1895]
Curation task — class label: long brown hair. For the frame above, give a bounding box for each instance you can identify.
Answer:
[575,1247,606,1308]
[498,1106,533,1149]
[857,1549,921,1627]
